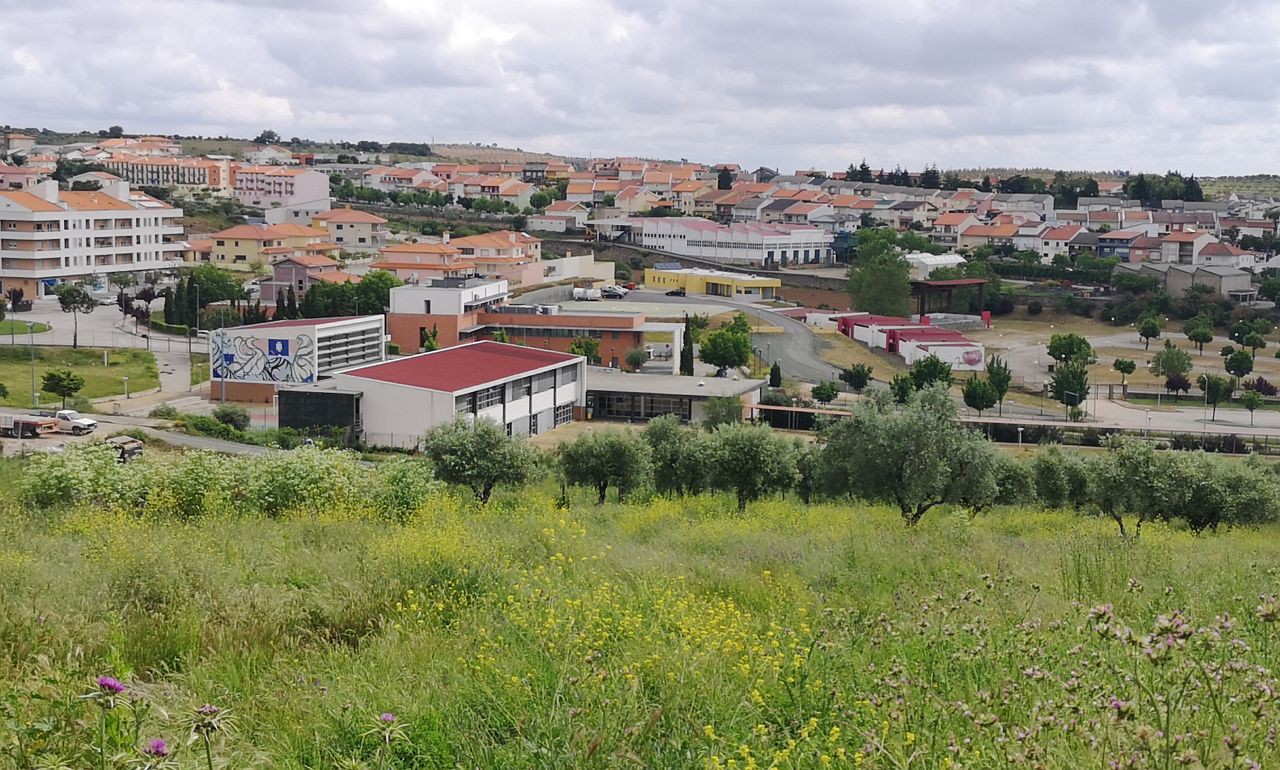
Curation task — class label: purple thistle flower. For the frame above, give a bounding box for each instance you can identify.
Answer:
[196,704,221,717]
[379,712,396,724]
[143,739,169,758]
[97,676,126,695]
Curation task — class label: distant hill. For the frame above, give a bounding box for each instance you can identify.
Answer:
[429,143,570,164]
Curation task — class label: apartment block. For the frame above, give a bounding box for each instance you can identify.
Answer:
[0,180,185,296]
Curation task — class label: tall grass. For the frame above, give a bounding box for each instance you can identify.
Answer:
[1,480,1278,768]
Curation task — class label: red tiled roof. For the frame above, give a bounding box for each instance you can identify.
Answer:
[340,341,579,392]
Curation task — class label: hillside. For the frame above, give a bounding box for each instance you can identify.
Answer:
[3,447,1278,768]
[429,142,570,164]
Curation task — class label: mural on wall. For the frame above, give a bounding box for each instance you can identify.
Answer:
[211,332,317,383]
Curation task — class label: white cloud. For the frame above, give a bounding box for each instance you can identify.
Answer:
[2,0,1279,174]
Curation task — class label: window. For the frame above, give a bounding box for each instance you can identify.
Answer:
[532,371,556,394]
[476,386,503,409]
[554,403,573,426]
[454,393,473,413]
[529,412,539,435]
[558,366,578,385]
[422,300,431,314]
[216,240,225,246]
[507,378,531,401]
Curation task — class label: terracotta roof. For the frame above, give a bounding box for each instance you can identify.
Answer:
[190,239,214,253]
[934,212,973,226]
[961,223,1019,238]
[1042,225,1083,240]
[450,231,540,251]
[0,190,63,212]
[1164,231,1212,243]
[310,270,361,284]
[369,261,465,272]
[58,191,131,211]
[380,242,461,256]
[213,223,328,240]
[313,207,387,224]
[545,200,585,212]
[339,341,579,393]
[277,254,340,268]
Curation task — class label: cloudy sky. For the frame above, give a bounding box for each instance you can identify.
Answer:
[3,0,1278,175]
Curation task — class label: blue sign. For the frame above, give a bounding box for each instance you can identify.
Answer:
[222,353,235,364]
[268,339,290,357]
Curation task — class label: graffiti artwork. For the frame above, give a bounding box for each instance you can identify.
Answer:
[211,332,317,383]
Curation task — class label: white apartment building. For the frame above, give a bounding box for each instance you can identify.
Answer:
[0,180,185,296]
[233,166,329,209]
[591,216,834,267]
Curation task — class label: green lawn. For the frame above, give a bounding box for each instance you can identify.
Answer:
[190,352,210,385]
[0,346,158,408]
[0,320,51,335]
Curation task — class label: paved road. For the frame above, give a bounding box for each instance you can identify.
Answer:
[611,291,840,382]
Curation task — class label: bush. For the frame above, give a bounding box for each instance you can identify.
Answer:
[147,320,193,337]
[212,404,251,431]
[148,404,180,419]
[387,342,400,355]
[1027,300,1043,316]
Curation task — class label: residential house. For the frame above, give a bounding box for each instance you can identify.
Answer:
[669,179,709,214]
[362,166,437,193]
[930,212,979,248]
[1067,230,1100,258]
[450,230,543,287]
[544,200,589,228]
[956,223,1018,250]
[1037,225,1084,260]
[615,185,662,215]
[1096,229,1148,261]
[1,131,36,155]
[0,163,44,190]
[101,155,234,194]
[731,197,771,222]
[372,241,471,283]
[206,223,336,271]
[311,207,389,253]
[1160,230,1217,265]
[1164,264,1256,302]
[259,254,362,303]
[97,136,181,156]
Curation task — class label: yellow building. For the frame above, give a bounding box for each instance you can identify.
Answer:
[643,266,780,299]
[205,224,338,271]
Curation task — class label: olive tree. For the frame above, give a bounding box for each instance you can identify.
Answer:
[642,414,713,496]
[421,417,536,502]
[559,429,652,504]
[708,422,799,511]
[818,387,999,525]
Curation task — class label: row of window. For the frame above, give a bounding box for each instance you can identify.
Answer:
[455,366,578,413]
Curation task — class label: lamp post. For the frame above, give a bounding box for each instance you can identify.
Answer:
[1017,426,1024,446]
[1145,408,1151,437]
[123,376,129,400]
[28,322,37,409]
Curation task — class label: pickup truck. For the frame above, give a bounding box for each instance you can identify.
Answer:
[0,414,59,438]
[36,410,99,435]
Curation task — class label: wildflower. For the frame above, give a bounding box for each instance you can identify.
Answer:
[379,712,396,724]
[1257,595,1279,624]
[97,676,126,695]
[143,739,169,758]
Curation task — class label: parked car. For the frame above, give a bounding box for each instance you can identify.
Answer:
[36,409,99,435]
[665,288,686,297]
[601,286,628,299]
[572,287,602,301]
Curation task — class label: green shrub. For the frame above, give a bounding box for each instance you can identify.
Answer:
[212,404,251,431]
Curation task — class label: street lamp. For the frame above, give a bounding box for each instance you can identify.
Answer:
[1145,408,1151,437]
[28,322,37,409]
[123,376,129,400]
[1017,426,1024,446]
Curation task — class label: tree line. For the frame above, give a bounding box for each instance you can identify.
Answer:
[419,386,1280,535]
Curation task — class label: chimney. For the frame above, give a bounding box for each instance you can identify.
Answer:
[33,179,59,203]
[442,231,450,243]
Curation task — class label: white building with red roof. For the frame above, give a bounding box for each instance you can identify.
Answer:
[321,341,585,446]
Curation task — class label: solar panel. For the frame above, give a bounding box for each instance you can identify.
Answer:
[653,262,683,271]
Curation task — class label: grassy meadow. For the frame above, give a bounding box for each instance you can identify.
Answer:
[0,346,158,408]
[1,449,1279,769]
